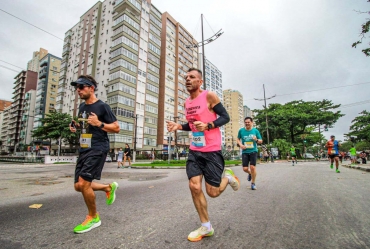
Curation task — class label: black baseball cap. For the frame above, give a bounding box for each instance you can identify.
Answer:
[71,77,97,88]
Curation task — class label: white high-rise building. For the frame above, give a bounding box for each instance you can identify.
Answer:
[198,54,224,144]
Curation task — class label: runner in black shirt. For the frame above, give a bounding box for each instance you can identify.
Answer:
[69,75,120,234]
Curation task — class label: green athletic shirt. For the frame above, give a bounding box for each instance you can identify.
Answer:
[237,127,262,153]
[349,147,356,156]
[290,147,296,156]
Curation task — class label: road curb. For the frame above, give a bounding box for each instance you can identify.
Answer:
[342,164,370,172]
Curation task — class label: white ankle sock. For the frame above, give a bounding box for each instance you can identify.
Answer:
[225,175,232,183]
[201,221,211,230]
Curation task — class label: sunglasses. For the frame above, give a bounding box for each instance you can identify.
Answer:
[74,84,89,90]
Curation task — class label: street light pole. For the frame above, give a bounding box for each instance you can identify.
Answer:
[173,116,179,160]
[132,114,138,163]
[185,15,224,90]
[201,14,206,86]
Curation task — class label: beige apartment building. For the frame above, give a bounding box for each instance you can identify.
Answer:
[157,12,198,150]
[33,54,61,129]
[223,89,244,151]
[27,48,48,72]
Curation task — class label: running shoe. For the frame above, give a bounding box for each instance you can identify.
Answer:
[106,182,119,205]
[188,226,214,242]
[251,183,257,190]
[248,174,252,182]
[330,164,333,169]
[336,169,340,173]
[224,168,240,191]
[74,214,101,234]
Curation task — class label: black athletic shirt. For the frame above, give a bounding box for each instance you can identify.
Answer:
[78,100,117,153]
[124,147,131,157]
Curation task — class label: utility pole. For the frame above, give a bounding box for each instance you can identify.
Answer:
[254,84,276,145]
[185,15,224,90]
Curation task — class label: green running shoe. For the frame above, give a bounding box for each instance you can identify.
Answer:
[74,214,101,234]
[106,182,119,205]
[330,164,333,169]
[336,169,340,173]
[224,168,240,191]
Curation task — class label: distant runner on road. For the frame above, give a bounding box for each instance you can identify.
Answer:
[290,145,297,166]
[237,117,262,190]
[325,135,341,173]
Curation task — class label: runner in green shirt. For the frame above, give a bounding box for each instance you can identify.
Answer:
[237,117,262,190]
[349,145,357,166]
[290,145,297,166]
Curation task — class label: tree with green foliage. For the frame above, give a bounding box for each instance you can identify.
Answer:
[348,110,370,142]
[31,111,79,149]
[253,99,344,143]
[352,1,370,56]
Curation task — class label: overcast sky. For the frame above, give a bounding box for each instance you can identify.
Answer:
[1,0,369,141]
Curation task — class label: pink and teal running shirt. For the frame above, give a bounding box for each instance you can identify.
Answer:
[185,90,221,152]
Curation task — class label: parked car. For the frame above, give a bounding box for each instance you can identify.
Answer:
[302,153,315,159]
[105,155,112,162]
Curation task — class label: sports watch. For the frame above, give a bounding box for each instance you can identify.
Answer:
[99,122,105,129]
[207,122,212,131]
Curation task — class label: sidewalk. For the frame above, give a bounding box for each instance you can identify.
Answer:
[342,163,370,172]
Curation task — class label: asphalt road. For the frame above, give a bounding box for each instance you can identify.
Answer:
[0,161,370,249]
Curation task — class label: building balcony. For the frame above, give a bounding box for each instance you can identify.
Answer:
[113,0,140,16]
[40,60,48,67]
[62,48,70,56]
[39,71,47,79]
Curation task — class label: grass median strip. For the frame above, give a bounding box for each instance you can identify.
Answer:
[132,160,242,167]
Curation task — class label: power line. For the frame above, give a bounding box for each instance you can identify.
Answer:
[245,81,370,102]
[0,60,25,70]
[0,8,64,41]
[337,99,370,109]
[0,65,20,73]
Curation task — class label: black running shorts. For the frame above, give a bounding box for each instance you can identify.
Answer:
[329,154,339,159]
[186,150,224,187]
[242,152,257,167]
[75,150,107,183]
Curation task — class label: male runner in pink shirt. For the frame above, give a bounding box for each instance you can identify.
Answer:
[167,68,240,242]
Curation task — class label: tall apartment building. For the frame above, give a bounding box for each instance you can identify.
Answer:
[198,54,224,144]
[243,105,254,118]
[157,12,199,149]
[5,70,38,152]
[57,0,198,154]
[223,89,244,150]
[27,48,48,72]
[33,54,61,128]
[0,106,11,152]
[57,0,158,151]
[20,90,36,145]
[107,0,163,152]
[57,1,111,116]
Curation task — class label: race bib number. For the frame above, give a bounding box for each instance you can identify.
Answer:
[80,133,92,148]
[192,132,206,147]
[330,150,336,155]
[244,141,254,149]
